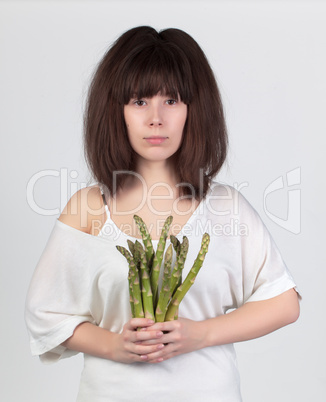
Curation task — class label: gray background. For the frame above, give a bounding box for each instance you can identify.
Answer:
[1,0,325,401]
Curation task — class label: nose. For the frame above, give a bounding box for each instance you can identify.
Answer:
[148,102,163,127]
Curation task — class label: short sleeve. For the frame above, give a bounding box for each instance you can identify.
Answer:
[238,192,301,304]
[25,220,95,363]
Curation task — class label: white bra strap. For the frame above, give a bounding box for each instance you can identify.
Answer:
[99,185,110,219]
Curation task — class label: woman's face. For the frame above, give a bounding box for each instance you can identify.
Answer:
[124,94,188,164]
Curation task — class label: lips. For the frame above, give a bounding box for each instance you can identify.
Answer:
[144,136,168,145]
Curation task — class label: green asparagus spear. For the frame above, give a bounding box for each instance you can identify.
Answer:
[155,244,173,322]
[170,235,181,256]
[133,240,141,268]
[155,237,188,321]
[151,216,173,308]
[164,233,210,321]
[135,241,155,320]
[116,245,144,318]
[133,215,154,268]
[116,245,132,265]
[128,266,135,317]
[116,245,135,316]
[170,236,189,298]
[132,271,145,319]
[127,239,135,257]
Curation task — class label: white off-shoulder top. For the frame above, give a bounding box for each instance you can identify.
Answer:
[25,182,299,401]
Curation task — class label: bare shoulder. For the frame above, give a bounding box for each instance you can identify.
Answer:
[58,185,107,235]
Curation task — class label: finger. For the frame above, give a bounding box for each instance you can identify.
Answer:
[136,330,175,345]
[125,318,155,330]
[145,346,171,363]
[130,329,164,343]
[133,342,165,357]
[135,337,165,346]
[140,320,179,333]
[145,343,178,363]
[138,330,176,346]
[150,352,176,363]
[141,350,165,363]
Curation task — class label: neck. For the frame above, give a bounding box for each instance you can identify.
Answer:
[134,157,179,197]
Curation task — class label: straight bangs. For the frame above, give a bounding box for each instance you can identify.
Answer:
[118,45,194,104]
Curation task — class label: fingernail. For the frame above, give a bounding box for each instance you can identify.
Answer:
[157,344,164,350]
[156,331,163,337]
[140,355,148,360]
[147,319,154,324]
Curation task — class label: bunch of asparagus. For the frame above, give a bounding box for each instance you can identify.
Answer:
[116,215,210,322]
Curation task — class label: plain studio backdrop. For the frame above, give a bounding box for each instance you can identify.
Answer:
[1,0,325,401]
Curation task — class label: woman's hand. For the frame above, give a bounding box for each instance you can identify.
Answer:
[138,318,207,363]
[109,318,166,364]
[63,290,298,365]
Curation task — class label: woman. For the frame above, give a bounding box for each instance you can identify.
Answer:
[25,26,300,401]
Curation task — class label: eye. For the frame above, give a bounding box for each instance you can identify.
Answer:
[166,99,177,106]
[133,99,146,106]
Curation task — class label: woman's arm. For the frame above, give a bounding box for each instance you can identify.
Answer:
[203,287,300,347]
[140,288,300,363]
[58,187,165,364]
[62,319,165,364]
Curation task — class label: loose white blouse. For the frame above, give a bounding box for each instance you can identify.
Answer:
[25,182,299,401]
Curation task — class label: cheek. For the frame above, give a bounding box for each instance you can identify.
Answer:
[124,114,135,137]
[179,107,188,128]
[124,113,140,133]
[123,107,133,129]
[177,111,187,135]
[124,116,130,129]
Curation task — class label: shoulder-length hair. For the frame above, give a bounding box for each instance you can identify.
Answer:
[83,26,228,200]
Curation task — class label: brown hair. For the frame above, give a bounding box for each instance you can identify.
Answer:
[83,26,228,200]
